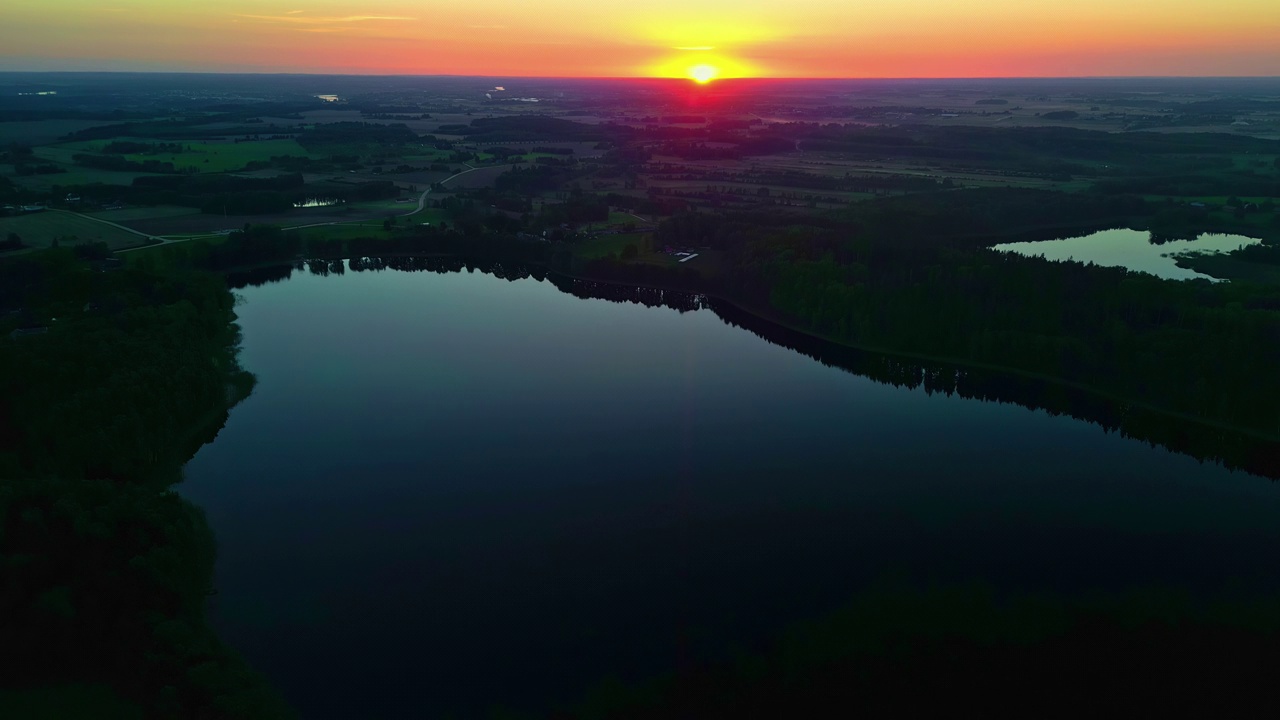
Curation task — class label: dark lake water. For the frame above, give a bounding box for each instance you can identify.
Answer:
[182,263,1280,719]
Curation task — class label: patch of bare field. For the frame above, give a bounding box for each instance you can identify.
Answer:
[0,210,147,250]
[551,115,612,125]
[121,207,374,236]
[421,113,488,132]
[377,170,453,185]
[89,206,199,222]
[264,109,363,124]
[442,164,525,189]
[647,179,870,203]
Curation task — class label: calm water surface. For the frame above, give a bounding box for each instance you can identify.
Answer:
[182,266,1280,718]
[292,198,343,209]
[993,228,1259,280]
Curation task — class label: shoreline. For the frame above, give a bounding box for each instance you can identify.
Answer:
[544,266,1280,447]
[183,210,1280,451]
[213,250,1280,446]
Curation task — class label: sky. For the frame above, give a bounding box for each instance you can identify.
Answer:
[1,1,1278,78]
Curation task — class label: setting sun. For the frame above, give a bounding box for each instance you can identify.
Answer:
[688,64,719,83]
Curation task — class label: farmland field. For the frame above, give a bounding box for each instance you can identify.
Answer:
[6,165,164,191]
[118,206,373,236]
[161,139,314,172]
[295,223,390,242]
[38,138,315,173]
[347,198,420,215]
[441,164,522,189]
[0,119,117,145]
[88,205,201,222]
[574,231,652,259]
[0,210,153,250]
[403,208,449,225]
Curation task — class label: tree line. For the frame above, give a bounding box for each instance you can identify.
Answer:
[598,188,1280,448]
[0,247,290,718]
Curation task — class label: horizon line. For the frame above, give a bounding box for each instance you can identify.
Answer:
[2,70,1280,81]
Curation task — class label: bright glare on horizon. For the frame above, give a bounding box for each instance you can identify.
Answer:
[688,64,719,83]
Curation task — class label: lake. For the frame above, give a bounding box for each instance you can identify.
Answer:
[293,198,343,209]
[182,263,1280,718]
[992,228,1259,280]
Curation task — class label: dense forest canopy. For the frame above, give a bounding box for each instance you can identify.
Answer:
[0,248,284,718]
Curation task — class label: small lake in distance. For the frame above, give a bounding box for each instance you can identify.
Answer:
[992,228,1259,280]
[182,263,1280,718]
[293,197,343,208]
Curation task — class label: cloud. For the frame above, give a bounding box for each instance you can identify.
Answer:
[235,14,416,24]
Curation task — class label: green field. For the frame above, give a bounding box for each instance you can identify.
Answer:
[575,232,652,260]
[296,223,390,242]
[38,138,315,174]
[346,198,420,214]
[89,205,201,222]
[127,139,314,173]
[296,210,449,240]
[8,136,315,190]
[475,151,573,163]
[7,165,164,191]
[408,209,449,225]
[0,211,152,250]
[604,211,648,226]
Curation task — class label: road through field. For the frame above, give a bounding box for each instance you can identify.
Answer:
[62,210,164,242]
[117,165,496,253]
[400,165,484,217]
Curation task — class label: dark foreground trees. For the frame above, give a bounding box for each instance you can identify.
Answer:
[562,584,1280,719]
[0,248,287,718]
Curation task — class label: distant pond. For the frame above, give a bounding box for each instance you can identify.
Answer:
[293,197,343,209]
[992,228,1259,280]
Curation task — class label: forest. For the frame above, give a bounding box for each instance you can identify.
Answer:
[0,247,287,718]
[597,188,1280,442]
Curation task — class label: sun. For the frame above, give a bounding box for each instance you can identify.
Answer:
[688,64,719,84]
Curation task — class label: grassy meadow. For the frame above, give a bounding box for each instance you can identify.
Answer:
[0,210,152,250]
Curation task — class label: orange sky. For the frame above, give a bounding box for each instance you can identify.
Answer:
[1,1,1278,77]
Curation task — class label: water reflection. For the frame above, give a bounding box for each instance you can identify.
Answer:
[187,260,1280,719]
[229,257,1280,480]
[293,197,343,208]
[992,228,1259,280]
